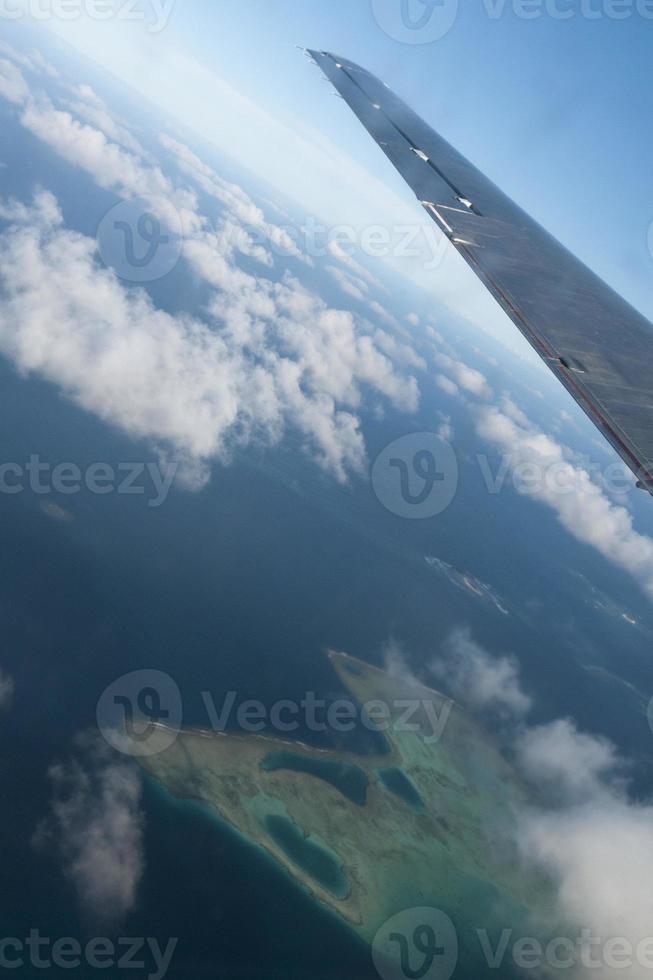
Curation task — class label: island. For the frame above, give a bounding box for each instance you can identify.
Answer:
[138,650,558,970]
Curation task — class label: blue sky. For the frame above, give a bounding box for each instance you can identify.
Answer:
[38,0,653,347]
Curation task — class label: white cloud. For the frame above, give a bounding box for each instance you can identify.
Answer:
[372,328,426,371]
[16,91,200,235]
[436,373,460,398]
[0,187,62,225]
[21,96,151,193]
[36,737,144,926]
[0,57,29,105]
[435,352,494,400]
[517,718,622,804]
[432,629,653,978]
[456,648,653,980]
[0,191,419,486]
[431,627,532,717]
[520,799,653,979]
[160,133,302,257]
[63,86,144,155]
[389,630,653,980]
[474,396,653,600]
[325,264,368,301]
[516,724,653,980]
[0,45,424,485]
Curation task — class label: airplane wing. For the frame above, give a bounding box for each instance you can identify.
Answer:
[307,49,653,494]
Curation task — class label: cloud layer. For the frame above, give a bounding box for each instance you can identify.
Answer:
[0,53,424,488]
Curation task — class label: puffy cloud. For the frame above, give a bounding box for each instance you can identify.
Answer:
[517,718,622,805]
[0,49,426,486]
[474,396,653,600]
[450,644,653,980]
[36,737,144,926]
[516,723,653,980]
[435,351,494,400]
[0,187,62,225]
[434,629,653,979]
[0,191,419,486]
[372,328,426,371]
[431,627,532,717]
[20,97,145,193]
[63,86,145,155]
[521,801,653,979]
[396,628,653,980]
[0,62,198,235]
[0,57,29,105]
[436,373,460,398]
[7,76,200,235]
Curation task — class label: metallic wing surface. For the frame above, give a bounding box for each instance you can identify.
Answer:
[307,49,653,493]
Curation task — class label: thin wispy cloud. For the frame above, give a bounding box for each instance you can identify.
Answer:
[431,627,532,718]
[35,736,144,927]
